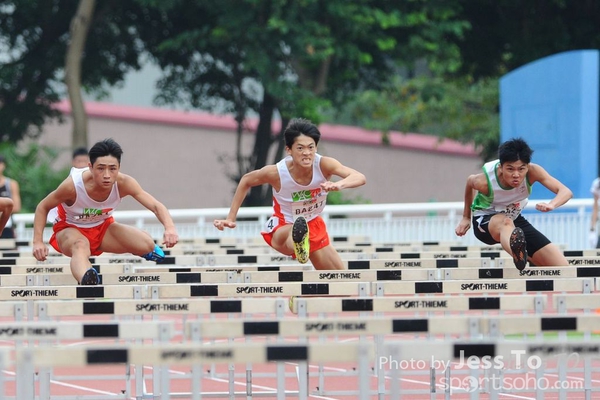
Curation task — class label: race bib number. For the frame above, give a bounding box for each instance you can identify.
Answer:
[264,216,279,233]
[496,199,528,220]
[291,197,326,221]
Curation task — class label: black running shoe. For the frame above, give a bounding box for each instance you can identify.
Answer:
[80,268,99,285]
[292,216,310,264]
[510,227,528,271]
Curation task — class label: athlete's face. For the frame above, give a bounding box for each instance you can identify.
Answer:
[287,134,316,167]
[498,160,528,188]
[91,156,119,188]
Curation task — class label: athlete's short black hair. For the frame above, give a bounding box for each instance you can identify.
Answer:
[88,139,123,165]
[72,147,88,159]
[498,138,533,164]
[284,118,321,148]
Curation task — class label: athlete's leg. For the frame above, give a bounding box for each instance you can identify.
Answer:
[270,224,294,255]
[98,222,155,255]
[309,244,344,270]
[529,243,568,266]
[488,214,516,249]
[488,214,527,270]
[55,227,93,283]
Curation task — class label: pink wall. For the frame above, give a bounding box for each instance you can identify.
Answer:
[38,101,482,210]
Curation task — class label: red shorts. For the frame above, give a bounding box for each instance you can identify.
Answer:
[261,215,330,257]
[50,217,115,256]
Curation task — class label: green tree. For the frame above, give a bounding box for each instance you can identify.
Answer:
[454,0,600,79]
[0,0,161,146]
[326,1,600,160]
[0,143,69,213]
[136,0,468,205]
[329,76,500,160]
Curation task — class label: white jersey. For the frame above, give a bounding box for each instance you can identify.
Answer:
[48,167,80,224]
[54,167,121,228]
[271,153,328,224]
[590,178,600,198]
[471,160,531,220]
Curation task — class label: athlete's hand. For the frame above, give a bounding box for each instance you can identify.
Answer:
[320,181,341,192]
[32,241,49,261]
[455,217,471,237]
[535,202,555,212]
[162,228,179,248]
[214,219,236,230]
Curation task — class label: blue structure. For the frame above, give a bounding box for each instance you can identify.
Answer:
[500,50,599,199]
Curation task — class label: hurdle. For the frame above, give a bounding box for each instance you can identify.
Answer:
[39,271,237,286]
[10,263,600,287]
[0,320,173,341]
[554,293,600,313]
[6,277,588,301]
[149,281,370,299]
[5,264,600,288]
[0,285,143,300]
[0,318,177,399]
[185,313,600,339]
[373,277,595,295]
[13,338,599,400]
[290,294,547,314]
[0,301,28,320]
[37,298,289,319]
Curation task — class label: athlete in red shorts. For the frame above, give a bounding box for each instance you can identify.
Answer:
[32,139,179,285]
[214,118,366,270]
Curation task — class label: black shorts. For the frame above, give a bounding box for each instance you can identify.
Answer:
[0,226,14,239]
[472,214,551,256]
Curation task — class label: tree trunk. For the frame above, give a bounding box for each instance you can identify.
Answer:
[245,92,276,206]
[65,0,96,150]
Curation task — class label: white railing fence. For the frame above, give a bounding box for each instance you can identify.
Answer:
[14,198,596,250]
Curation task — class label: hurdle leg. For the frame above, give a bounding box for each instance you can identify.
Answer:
[0,353,3,399]
[584,357,591,400]
[430,364,436,400]
[297,315,308,400]
[16,349,35,400]
[276,361,286,400]
[388,345,400,399]
[246,363,252,399]
[469,367,478,400]
[535,361,545,399]
[39,366,51,399]
[558,354,566,400]
[358,343,370,400]
[135,364,145,400]
[488,367,499,400]
[228,362,235,399]
[153,364,161,398]
[192,364,201,400]
[444,367,451,400]
[160,363,170,400]
[375,334,385,399]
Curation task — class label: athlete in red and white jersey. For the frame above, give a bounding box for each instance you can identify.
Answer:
[47,147,90,224]
[214,118,366,270]
[32,139,179,285]
[271,153,327,224]
[53,166,120,228]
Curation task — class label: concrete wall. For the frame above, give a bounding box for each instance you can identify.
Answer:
[38,101,482,211]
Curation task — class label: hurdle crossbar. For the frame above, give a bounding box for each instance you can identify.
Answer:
[185,314,600,338]
[0,320,173,340]
[38,298,287,318]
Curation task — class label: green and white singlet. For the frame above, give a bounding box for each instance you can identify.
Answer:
[471,160,532,220]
